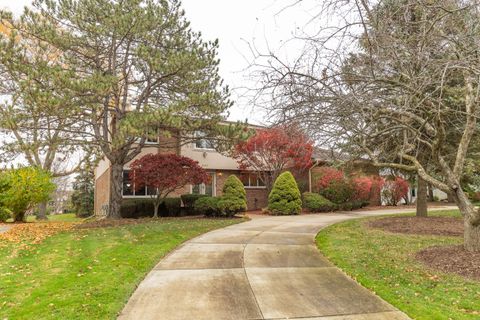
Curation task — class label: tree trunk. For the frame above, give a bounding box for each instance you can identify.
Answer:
[447,192,455,203]
[428,183,434,201]
[416,176,428,217]
[464,221,480,252]
[36,201,48,221]
[13,212,26,223]
[107,163,123,219]
[154,203,159,218]
[452,187,480,252]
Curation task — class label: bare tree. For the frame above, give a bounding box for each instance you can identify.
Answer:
[251,0,480,251]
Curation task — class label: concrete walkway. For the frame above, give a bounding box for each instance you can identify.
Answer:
[119,206,455,320]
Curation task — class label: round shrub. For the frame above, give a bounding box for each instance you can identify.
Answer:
[194,196,221,217]
[320,180,354,204]
[268,171,302,215]
[302,192,337,212]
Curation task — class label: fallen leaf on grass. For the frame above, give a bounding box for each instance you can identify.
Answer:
[0,222,77,247]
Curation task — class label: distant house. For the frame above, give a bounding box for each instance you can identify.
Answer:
[94,123,270,215]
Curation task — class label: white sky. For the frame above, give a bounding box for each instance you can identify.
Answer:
[0,0,319,125]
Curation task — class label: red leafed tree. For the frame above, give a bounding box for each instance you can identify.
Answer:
[233,125,313,191]
[315,167,345,190]
[129,154,209,217]
[382,176,409,206]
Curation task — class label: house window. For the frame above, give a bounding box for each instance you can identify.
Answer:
[122,170,148,196]
[194,131,215,150]
[145,127,159,144]
[192,172,215,196]
[240,173,266,188]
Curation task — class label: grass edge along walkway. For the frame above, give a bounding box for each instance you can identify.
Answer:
[0,217,246,320]
[316,210,480,320]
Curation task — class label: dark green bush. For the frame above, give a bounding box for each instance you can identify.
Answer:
[268,171,302,215]
[163,198,181,216]
[320,180,354,204]
[350,201,364,210]
[302,192,337,212]
[338,202,354,211]
[194,196,221,217]
[120,199,154,218]
[181,194,208,209]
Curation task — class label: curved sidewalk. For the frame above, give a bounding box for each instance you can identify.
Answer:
[119,207,454,320]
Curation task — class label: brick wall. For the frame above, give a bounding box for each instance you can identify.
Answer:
[245,188,268,211]
[94,167,110,216]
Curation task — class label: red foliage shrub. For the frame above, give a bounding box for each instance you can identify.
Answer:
[352,176,373,202]
[382,176,409,206]
[369,176,385,205]
[315,167,345,190]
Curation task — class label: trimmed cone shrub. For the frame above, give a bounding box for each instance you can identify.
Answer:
[303,192,337,212]
[194,197,221,217]
[218,196,246,217]
[223,175,247,202]
[268,171,302,215]
[218,175,247,216]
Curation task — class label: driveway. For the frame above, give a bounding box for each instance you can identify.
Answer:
[119,206,454,320]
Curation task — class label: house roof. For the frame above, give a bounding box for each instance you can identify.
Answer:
[312,147,350,162]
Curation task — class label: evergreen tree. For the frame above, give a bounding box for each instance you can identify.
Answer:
[0,0,246,219]
[71,168,94,217]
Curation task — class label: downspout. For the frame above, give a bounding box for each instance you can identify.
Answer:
[308,160,320,193]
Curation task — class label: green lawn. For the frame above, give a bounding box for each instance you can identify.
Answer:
[0,217,244,319]
[317,210,480,320]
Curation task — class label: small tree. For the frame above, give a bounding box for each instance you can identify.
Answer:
[129,154,209,218]
[71,167,95,217]
[233,125,313,192]
[268,171,302,215]
[218,175,247,217]
[0,167,56,222]
[382,177,409,206]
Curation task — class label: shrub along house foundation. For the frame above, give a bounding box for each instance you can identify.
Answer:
[94,124,269,216]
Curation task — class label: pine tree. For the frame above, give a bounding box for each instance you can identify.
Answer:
[1,0,247,219]
[71,168,94,217]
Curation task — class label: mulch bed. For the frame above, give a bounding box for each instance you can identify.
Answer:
[416,245,480,280]
[368,216,463,236]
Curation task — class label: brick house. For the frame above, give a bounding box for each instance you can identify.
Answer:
[93,123,269,215]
